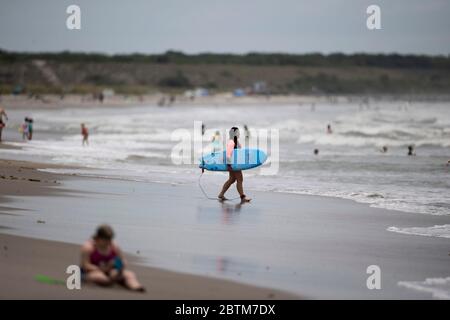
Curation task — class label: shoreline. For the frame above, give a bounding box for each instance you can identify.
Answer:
[0,159,298,299]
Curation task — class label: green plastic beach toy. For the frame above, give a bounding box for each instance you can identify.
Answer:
[34,274,65,285]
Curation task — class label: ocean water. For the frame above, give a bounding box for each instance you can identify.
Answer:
[2,100,450,225]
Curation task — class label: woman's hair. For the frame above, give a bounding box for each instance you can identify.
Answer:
[230,127,239,148]
[94,224,114,241]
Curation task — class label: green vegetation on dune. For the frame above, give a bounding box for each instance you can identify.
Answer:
[0,50,449,95]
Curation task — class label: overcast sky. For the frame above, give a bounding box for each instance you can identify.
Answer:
[1,0,449,55]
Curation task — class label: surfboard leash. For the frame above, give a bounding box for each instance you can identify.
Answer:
[198,172,241,201]
[198,171,218,200]
[199,155,241,201]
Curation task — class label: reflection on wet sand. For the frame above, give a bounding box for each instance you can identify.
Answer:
[216,256,229,273]
[220,200,246,225]
[196,199,255,226]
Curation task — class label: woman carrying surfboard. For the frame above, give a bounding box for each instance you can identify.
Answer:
[218,127,251,202]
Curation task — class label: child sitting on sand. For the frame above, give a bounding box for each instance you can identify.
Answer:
[80,224,145,292]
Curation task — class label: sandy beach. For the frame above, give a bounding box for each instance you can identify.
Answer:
[0,93,330,110]
[3,93,449,114]
[0,234,297,300]
[0,159,298,299]
[0,157,449,299]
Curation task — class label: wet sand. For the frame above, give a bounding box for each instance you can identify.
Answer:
[0,159,296,299]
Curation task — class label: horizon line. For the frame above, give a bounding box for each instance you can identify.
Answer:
[1,48,449,59]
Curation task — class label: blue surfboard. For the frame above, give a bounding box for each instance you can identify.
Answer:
[199,148,267,171]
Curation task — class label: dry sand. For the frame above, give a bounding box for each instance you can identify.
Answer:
[0,233,295,299]
[0,93,338,110]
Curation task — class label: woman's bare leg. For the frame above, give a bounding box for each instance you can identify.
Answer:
[235,171,251,201]
[218,172,236,198]
[235,171,244,197]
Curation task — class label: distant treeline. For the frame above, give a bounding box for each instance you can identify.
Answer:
[1,49,450,69]
[1,49,450,95]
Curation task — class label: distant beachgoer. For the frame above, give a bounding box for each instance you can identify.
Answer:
[0,107,8,142]
[407,145,416,156]
[243,124,250,139]
[243,124,250,147]
[81,123,89,146]
[446,160,450,167]
[80,224,145,292]
[381,146,388,153]
[202,123,206,136]
[20,118,29,140]
[157,96,166,107]
[211,130,221,153]
[27,117,34,140]
[327,124,333,134]
[314,149,319,155]
[218,127,251,202]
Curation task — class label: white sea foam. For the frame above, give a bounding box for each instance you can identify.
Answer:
[387,225,450,239]
[398,277,450,299]
[2,102,450,218]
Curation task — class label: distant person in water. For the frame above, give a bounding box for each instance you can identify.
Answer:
[381,146,388,153]
[314,148,319,155]
[244,124,250,139]
[218,127,251,202]
[243,124,250,146]
[80,224,145,292]
[211,130,221,153]
[407,145,416,156]
[26,117,33,140]
[0,107,8,142]
[20,118,29,140]
[81,123,89,146]
[327,124,333,134]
